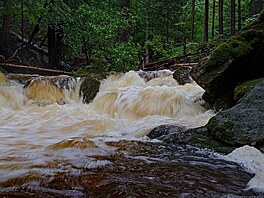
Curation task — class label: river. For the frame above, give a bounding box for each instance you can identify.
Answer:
[0,71,263,197]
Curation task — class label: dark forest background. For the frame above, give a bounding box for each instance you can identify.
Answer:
[0,0,263,73]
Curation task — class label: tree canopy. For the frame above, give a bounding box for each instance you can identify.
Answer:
[0,0,263,73]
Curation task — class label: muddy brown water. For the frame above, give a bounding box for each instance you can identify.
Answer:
[0,71,259,197]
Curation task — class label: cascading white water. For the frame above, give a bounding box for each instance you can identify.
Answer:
[0,70,263,195]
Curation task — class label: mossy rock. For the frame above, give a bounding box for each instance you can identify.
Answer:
[80,76,101,104]
[152,125,234,154]
[191,10,264,110]
[234,78,264,102]
[206,80,264,147]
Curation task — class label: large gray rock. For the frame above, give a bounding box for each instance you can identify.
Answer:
[206,80,264,146]
[191,11,264,110]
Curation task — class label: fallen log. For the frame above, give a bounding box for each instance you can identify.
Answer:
[0,63,72,76]
[142,50,210,71]
[144,62,198,71]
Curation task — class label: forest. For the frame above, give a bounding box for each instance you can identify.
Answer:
[0,0,263,73]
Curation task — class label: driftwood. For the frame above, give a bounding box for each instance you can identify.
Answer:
[8,31,71,70]
[0,63,72,76]
[142,51,210,71]
[10,31,48,57]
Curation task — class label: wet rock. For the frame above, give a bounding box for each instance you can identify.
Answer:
[191,10,264,110]
[173,66,192,85]
[137,70,173,82]
[6,74,39,84]
[24,77,64,104]
[0,70,6,83]
[147,125,185,139]
[206,80,264,147]
[149,125,234,153]
[80,76,101,103]
[234,78,264,102]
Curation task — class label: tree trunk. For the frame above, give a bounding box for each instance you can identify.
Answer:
[145,0,150,65]
[204,0,209,42]
[219,0,224,38]
[183,31,187,55]
[191,0,195,41]
[0,0,11,57]
[166,1,169,43]
[238,0,241,31]
[28,0,48,44]
[212,0,216,38]
[48,26,57,69]
[231,0,236,35]
[119,0,130,43]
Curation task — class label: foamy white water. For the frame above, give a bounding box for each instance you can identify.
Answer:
[1,70,263,196]
[222,145,264,193]
[0,71,213,153]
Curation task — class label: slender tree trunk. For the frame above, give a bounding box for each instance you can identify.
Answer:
[145,0,150,64]
[166,1,169,43]
[219,0,224,38]
[212,0,216,38]
[191,0,195,41]
[238,0,241,31]
[231,0,236,35]
[21,0,24,44]
[48,25,57,69]
[119,0,130,43]
[204,0,209,42]
[28,0,48,44]
[0,0,11,57]
[183,31,187,55]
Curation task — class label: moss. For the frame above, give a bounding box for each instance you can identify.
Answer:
[207,43,232,68]
[234,78,264,101]
[229,39,253,58]
[73,69,89,77]
[191,133,235,154]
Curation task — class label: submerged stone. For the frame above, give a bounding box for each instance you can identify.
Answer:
[24,77,64,104]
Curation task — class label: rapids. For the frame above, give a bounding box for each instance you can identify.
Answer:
[0,70,262,197]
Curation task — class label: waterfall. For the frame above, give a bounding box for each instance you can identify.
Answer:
[0,70,263,195]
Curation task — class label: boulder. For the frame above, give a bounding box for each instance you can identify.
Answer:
[173,66,192,85]
[191,11,264,110]
[24,77,64,104]
[80,76,101,103]
[206,80,264,147]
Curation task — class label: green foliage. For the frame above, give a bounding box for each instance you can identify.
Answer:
[2,0,260,72]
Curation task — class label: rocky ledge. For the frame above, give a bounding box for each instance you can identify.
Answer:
[191,10,264,110]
